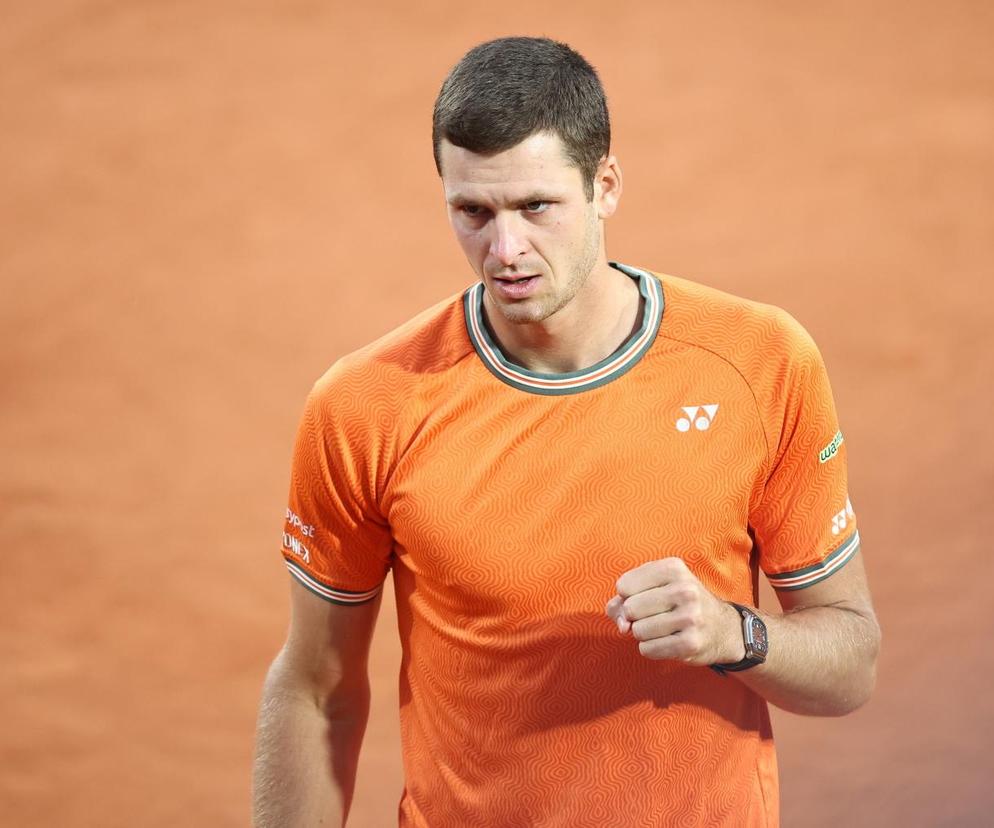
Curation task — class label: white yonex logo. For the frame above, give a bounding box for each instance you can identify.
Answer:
[676,404,719,432]
[282,532,311,564]
[831,497,855,535]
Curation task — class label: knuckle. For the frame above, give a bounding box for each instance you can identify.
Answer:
[656,558,678,575]
[647,560,673,582]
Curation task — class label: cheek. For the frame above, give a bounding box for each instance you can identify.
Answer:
[452,224,483,252]
[452,227,492,272]
[547,221,587,263]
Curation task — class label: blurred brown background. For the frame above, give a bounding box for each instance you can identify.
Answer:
[2,1,993,825]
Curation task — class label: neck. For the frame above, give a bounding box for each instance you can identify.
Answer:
[483,263,643,374]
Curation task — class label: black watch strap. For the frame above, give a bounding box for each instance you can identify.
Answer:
[709,659,757,675]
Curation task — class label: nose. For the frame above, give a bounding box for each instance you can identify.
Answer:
[488,213,527,267]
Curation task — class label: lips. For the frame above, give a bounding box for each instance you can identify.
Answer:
[494,273,537,283]
[491,273,541,299]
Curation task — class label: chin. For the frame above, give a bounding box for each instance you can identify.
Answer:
[492,299,552,325]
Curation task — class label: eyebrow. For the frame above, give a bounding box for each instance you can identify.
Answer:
[445,193,477,207]
[446,191,558,208]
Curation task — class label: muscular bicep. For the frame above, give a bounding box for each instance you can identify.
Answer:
[775,549,876,621]
[279,577,383,702]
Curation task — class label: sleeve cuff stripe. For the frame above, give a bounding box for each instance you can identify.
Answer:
[284,558,383,604]
[767,531,860,591]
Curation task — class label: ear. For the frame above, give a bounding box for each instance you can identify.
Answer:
[593,155,622,219]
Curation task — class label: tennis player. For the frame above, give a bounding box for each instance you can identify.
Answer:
[253,36,880,827]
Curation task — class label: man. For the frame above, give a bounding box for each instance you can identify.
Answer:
[253,36,880,827]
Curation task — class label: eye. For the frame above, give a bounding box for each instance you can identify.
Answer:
[523,201,550,214]
[460,204,486,218]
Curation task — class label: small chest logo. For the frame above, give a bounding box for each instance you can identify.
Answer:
[676,404,719,432]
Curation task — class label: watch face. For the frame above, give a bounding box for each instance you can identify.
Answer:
[748,616,769,657]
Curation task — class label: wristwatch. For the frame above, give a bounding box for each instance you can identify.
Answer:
[710,603,769,676]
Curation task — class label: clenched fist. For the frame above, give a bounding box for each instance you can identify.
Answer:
[605,557,745,666]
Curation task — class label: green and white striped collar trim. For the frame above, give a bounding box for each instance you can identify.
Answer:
[463,262,664,396]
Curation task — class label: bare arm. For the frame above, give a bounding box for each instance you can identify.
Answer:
[726,553,879,715]
[253,579,382,827]
[606,551,880,716]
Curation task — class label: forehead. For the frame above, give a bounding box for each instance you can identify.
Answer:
[439,132,584,203]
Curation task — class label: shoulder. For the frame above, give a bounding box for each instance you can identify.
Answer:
[308,289,473,416]
[649,271,835,468]
[655,271,822,380]
[296,289,474,477]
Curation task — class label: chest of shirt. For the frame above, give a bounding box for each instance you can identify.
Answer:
[380,352,768,611]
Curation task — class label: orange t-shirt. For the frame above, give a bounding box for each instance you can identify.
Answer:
[281,263,859,826]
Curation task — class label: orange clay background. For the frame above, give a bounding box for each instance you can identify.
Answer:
[2,2,993,826]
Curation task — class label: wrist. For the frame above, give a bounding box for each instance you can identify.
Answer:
[722,601,747,663]
[711,602,769,676]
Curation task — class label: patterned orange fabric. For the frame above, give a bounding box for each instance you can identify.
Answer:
[281,263,858,826]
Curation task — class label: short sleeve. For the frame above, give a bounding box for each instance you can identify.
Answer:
[750,320,860,592]
[280,374,393,605]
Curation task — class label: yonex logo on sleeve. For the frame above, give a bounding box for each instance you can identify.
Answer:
[282,532,311,564]
[819,430,845,464]
[831,497,855,535]
[676,404,719,432]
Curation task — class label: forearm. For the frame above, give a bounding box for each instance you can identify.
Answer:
[732,602,881,716]
[252,651,370,827]
[609,554,881,717]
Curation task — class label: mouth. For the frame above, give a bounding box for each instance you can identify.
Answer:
[490,273,542,300]
[493,273,539,285]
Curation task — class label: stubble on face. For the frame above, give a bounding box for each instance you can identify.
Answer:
[487,199,602,327]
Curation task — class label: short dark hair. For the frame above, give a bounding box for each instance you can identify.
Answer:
[432,37,611,199]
